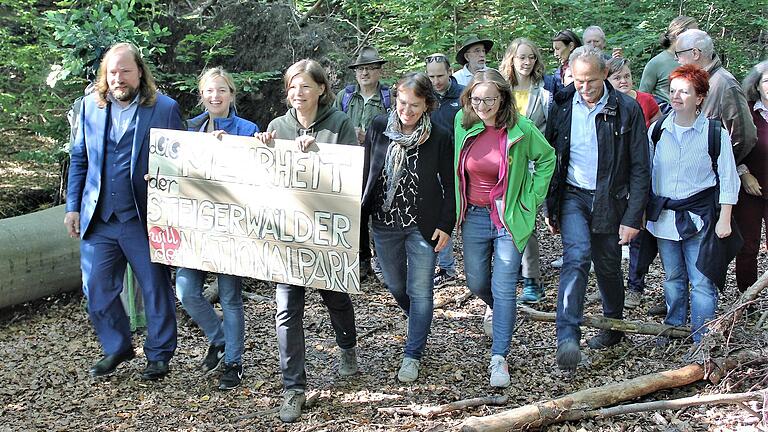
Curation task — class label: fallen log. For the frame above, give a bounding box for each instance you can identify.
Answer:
[518,305,691,338]
[378,395,509,419]
[460,351,759,431]
[0,205,81,309]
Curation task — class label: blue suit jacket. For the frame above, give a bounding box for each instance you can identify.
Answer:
[66,92,184,237]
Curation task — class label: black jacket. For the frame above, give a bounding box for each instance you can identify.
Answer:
[429,76,464,136]
[361,115,456,247]
[545,81,650,232]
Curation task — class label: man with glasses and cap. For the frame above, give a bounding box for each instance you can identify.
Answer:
[335,46,391,283]
[453,36,494,86]
[425,53,465,287]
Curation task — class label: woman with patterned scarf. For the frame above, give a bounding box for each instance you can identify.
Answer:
[361,72,456,383]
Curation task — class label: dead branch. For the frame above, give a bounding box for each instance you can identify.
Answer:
[587,389,766,419]
[460,351,760,431]
[518,305,691,338]
[297,0,323,26]
[378,395,509,419]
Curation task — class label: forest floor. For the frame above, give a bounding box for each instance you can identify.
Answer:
[1,130,766,431]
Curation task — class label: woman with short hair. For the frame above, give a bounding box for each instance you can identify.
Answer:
[254,59,358,424]
[455,68,555,387]
[646,64,740,345]
[176,66,259,391]
[362,72,455,383]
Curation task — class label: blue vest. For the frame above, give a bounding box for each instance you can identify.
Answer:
[97,110,137,223]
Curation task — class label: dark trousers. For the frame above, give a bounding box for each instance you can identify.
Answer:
[275,284,356,390]
[80,215,177,361]
[733,191,768,292]
[556,188,624,344]
[627,233,657,293]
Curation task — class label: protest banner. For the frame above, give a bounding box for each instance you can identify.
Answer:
[146,129,363,294]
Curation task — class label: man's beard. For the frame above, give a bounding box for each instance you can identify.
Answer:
[111,85,139,102]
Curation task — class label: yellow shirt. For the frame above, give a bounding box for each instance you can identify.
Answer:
[512,90,530,115]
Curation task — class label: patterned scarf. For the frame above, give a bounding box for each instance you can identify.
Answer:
[381,109,431,212]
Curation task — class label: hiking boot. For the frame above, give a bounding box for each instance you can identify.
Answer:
[482,306,493,338]
[338,347,358,376]
[624,290,642,309]
[488,355,510,388]
[648,302,667,317]
[433,268,457,289]
[518,278,544,304]
[279,389,306,423]
[556,339,581,372]
[587,330,624,349]
[397,357,420,383]
[218,362,243,390]
[201,344,225,374]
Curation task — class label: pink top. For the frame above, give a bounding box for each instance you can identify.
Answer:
[466,127,503,206]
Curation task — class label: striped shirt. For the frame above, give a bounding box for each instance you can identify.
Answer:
[646,112,740,240]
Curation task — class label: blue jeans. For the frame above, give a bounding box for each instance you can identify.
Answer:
[556,188,624,345]
[372,221,437,360]
[436,235,456,276]
[461,206,522,357]
[657,230,717,343]
[176,269,244,364]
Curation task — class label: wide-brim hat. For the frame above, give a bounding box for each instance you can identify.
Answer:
[348,46,388,69]
[456,36,494,66]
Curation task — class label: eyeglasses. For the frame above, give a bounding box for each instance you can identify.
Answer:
[470,96,499,107]
[467,47,486,55]
[426,55,448,64]
[674,48,696,60]
[355,65,382,72]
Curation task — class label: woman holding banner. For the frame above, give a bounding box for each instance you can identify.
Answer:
[254,59,358,424]
[176,67,259,391]
[361,72,455,384]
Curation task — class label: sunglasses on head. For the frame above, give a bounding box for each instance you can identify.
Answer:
[426,55,448,64]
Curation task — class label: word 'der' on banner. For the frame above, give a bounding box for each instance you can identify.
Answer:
[146,129,364,294]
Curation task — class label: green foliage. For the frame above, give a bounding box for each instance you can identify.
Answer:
[174,24,238,66]
[44,0,171,86]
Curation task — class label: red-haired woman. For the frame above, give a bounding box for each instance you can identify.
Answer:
[645,65,740,344]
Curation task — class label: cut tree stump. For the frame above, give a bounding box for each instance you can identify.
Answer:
[460,351,761,431]
[518,305,691,338]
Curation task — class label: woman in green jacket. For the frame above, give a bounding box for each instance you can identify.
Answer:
[454,68,554,387]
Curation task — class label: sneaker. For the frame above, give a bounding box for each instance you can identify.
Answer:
[279,389,306,423]
[648,302,667,317]
[371,257,385,284]
[624,290,642,309]
[201,344,225,373]
[397,357,420,383]
[586,289,602,303]
[550,256,563,268]
[433,268,457,288]
[488,355,510,388]
[518,278,544,304]
[338,347,358,376]
[218,362,243,390]
[482,306,493,338]
[556,339,581,372]
[587,330,624,349]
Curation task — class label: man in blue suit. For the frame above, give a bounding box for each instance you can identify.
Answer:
[64,42,184,380]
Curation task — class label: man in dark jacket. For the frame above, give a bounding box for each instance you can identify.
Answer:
[544,46,650,372]
[425,53,464,287]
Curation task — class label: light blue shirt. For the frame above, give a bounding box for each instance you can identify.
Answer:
[566,84,609,190]
[108,94,139,142]
[452,66,474,87]
[646,112,740,240]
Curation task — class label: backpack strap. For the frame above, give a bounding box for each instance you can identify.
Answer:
[708,117,722,176]
[340,84,356,113]
[650,113,669,147]
[380,86,391,110]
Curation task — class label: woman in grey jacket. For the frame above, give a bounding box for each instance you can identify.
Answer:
[499,38,550,303]
[254,59,358,424]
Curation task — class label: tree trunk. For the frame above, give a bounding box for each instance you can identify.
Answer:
[0,205,81,309]
[518,305,691,338]
[460,352,758,431]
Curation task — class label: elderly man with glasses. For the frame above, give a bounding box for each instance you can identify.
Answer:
[675,29,756,165]
[425,53,465,288]
[453,36,494,86]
